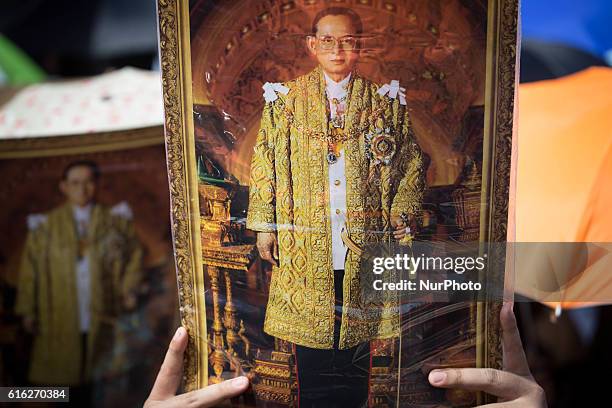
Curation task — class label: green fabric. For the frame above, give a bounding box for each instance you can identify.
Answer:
[0,35,46,84]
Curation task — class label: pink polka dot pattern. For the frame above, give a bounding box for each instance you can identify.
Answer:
[0,68,164,138]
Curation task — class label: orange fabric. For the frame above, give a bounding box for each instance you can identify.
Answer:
[515,67,612,242]
[512,67,612,308]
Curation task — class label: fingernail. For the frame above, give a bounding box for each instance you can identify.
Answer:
[230,376,249,389]
[173,327,185,340]
[429,370,447,385]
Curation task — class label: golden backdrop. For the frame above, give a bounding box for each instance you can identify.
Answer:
[190,0,487,186]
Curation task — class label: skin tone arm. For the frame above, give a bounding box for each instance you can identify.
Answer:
[144,327,249,408]
[256,232,279,267]
[428,302,547,407]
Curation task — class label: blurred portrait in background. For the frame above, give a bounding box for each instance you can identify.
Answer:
[16,160,142,386]
[0,133,177,407]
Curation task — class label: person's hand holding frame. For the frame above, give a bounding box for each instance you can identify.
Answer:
[145,304,546,407]
[429,303,547,407]
[145,327,250,408]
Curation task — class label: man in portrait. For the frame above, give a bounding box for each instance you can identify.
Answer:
[15,160,142,392]
[246,7,425,406]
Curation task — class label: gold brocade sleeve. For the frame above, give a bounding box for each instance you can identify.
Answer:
[15,226,43,321]
[246,101,277,232]
[115,216,143,305]
[391,108,425,219]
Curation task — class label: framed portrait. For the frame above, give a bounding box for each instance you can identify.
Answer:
[0,127,178,404]
[157,0,518,406]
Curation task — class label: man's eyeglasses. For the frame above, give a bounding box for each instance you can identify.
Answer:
[315,35,358,51]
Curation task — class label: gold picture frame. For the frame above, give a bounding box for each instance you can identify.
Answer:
[0,126,163,159]
[0,126,179,401]
[157,0,518,403]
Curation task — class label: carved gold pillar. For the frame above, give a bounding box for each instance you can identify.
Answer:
[208,265,226,384]
[224,269,239,356]
[203,244,257,383]
[199,182,258,382]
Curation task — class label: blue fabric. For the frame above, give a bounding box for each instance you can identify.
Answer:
[521,0,612,60]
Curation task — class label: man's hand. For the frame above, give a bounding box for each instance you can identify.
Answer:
[123,293,138,311]
[144,327,249,408]
[428,303,546,407]
[391,216,411,241]
[256,232,279,267]
[23,316,36,334]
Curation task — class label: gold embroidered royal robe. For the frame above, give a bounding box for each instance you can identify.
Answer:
[15,203,142,385]
[247,67,425,349]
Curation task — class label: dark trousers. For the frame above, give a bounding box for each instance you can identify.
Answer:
[294,270,370,408]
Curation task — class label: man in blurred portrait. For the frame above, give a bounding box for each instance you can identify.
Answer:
[247,7,425,406]
[16,160,142,390]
